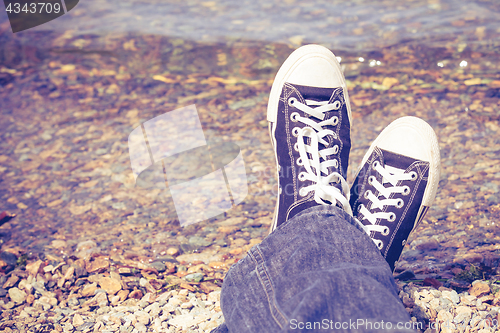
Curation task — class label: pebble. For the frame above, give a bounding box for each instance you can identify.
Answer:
[43,265,54,273]
[2,285,224,332]
[470,282,491,297]
[455,305,473,322]
[86,257,109,273]
[166,247,179,256]
[63,266,75,280]
[0,252,18,266]
[75,240,99,259]
[185,272,204,283]
[8,287,26,303]
[72,313,84,326]
[149,261,166,272]
[50,240,67,249]
[67,297,79,307]
[25,260,43,276]
[129,289,143,299]
[84,291,108,307]
[441,289,460,304]
[135,310,150,325]
[189,236,212,247]
[98,276,122,295]
[81,282,97,297]
[3,275,19,289]
[398,279,500,332]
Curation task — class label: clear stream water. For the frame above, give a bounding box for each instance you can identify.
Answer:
[1,0,499,51]
[1,0,500,275]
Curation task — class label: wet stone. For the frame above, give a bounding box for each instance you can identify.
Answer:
[0,252,17,266]
[188,236,211,248]
[149,261,166,273]
[166,247,179,256]
[185,273,204,283]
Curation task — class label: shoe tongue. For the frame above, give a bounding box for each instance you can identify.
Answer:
[380,148,421,173]
[290,83,335,102]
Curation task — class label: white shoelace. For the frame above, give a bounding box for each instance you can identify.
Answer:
[359,160,417,249]
[289,97,352,216]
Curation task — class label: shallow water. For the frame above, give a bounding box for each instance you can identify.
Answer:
[0,0,500,279]
[3,0,499,51]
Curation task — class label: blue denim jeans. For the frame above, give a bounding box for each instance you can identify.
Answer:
[212,206,418,333]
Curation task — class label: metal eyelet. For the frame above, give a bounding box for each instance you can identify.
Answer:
[382,227,390,236]
[368,176,376,185]
[333,159,338,168]
[364,190,371,199]
[396,198,404,208]
[373,161,380,169]
[294,142,299,152]
[288,97,298,107]
[333,145,339,154]
[410,171,418,180]
[332,100,341,110]
[402,186,410,196]
[388,212,396,222]
[290,112,300,122]
[298,172,306,182]
[299,187,308,196]
[376,240,384,249]
[292,127,300,137]
[297,157,303,166]
[331,116,339,126]
[357,204,364,212]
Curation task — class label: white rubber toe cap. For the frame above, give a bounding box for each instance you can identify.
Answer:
[267,44,350,124]
[359,116,441,207]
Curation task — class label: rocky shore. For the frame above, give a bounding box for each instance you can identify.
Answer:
[0,239,229,333]
[1,241,500,332]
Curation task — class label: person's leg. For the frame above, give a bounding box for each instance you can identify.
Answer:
[212,45,440,332]
[217,205,418,333]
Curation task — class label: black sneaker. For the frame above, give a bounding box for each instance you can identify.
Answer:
[267,45,353,232]
[349,116,441,271]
